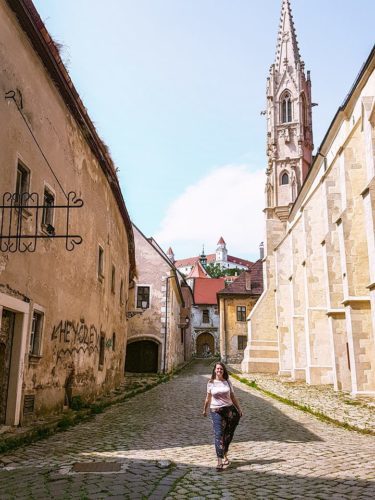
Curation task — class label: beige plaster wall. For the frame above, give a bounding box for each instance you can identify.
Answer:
[0,3,132,422]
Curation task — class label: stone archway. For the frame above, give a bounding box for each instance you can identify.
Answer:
[196,332,215,357]
[125,339,159,373]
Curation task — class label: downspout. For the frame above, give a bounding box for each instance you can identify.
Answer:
[163,276,172,373]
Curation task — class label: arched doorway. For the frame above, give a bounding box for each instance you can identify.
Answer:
[125,340,159,373]
[196,332,214,357]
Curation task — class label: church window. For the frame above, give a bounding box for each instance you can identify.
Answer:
[281,172,289,185]
[281,92,292,123]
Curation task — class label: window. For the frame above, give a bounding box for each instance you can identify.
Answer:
[237,335,247,350]
[99,335,105,367]
[42,188,55,231]
[120,279,124,304]
[111,265,116,294]
[181,328,184,344]
[15,162,30,205]
[98,246,104,279]
[202,309,209,323]
[281,92,292,123]
[30,311,43,356]
[281,172,289,185]
[112,332,116,351]
[137,286,150,309]
[237,306,246,322]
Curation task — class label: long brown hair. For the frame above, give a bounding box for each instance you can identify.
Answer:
[210,361,229,382]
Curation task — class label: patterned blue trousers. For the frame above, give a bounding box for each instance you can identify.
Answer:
[210,405,240,458]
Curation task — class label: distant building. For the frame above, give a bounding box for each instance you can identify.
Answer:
[126,226,192,373]
[172,237,253,276]
[189,270,226,357]
[217,261,263,363]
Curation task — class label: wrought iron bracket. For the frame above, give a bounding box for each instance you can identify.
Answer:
[0,191,84,252]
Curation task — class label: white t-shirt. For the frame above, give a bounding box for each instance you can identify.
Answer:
[207,379,234,409]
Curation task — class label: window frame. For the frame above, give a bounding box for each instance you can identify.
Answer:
[98,245,104,281]
[202,309,209,324]
[236,305,247,322]
[237,335,247,351]
[41,184,56,232]
[15,161,30,209]
[281,172,289,185]
[136,285,151,309]
[281,91,292,123]
[29,306,45,358]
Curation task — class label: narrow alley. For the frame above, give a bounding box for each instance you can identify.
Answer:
[0,359,374,499]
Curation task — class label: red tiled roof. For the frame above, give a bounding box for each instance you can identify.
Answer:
[175,254,252,269]
[194,278,226,305]
[175,254,216,268]
[217,260,263,296]
[187,261,210,279]
[227,255,253,268]
[217,236,226,245]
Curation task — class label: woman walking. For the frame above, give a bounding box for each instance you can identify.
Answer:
[203,362,243,471]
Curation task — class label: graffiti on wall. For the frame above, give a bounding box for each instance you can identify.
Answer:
[51,319,107,362]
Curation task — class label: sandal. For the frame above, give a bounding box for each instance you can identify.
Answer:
[216,464,224,471]
[223,459,230,466]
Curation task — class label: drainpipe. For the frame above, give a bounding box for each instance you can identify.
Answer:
[163,275,173,374]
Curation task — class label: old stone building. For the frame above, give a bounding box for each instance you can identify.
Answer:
[242,0,375,396]
[125,225,192,373]
[218,261,263,363]
[0,0,135,425]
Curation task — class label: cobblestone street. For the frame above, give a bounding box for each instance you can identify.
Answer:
[0,359,374,499]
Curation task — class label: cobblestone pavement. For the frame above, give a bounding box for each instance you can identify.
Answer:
[228,364,375,433]
[0,359,374,499]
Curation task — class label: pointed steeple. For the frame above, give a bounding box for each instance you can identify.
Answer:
[274,0,301,73]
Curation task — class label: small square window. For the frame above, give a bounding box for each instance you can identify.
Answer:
[237,335,247,351]
[30,311,43,356]
[237,306,246,322]
[137,286,150,309]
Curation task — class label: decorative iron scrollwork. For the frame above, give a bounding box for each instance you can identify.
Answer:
[0,191,84,252]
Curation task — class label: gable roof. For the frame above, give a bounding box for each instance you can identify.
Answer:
[193,278,226,305]
[175,253,252,269]
[187,260,210,279]
[217,260,263,296]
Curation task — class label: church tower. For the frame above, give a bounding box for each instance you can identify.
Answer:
[265,0,313,227]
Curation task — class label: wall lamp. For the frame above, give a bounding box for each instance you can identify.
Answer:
[179,316,190,329]
[126,300,148,319]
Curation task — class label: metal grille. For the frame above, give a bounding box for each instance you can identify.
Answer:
[23,394,35,414]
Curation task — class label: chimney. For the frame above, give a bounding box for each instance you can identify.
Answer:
[245,272,252,291]
[259,242,264,260]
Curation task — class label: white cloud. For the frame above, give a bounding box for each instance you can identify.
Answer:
[155,165,265,260]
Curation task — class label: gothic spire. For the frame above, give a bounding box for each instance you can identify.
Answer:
[274,0,301,72]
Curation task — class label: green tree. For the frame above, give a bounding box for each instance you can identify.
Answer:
[205,263,225,278]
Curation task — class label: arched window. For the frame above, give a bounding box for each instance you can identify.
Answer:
[281,172,289,185]
[281,92,292,123]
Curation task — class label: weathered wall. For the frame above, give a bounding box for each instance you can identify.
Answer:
[191,305,219,356]
[0,2,133,424]
[126,228,189,373]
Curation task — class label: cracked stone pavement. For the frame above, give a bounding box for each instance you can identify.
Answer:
[0,359,374,499]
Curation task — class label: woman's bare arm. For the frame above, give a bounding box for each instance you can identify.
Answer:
[230,391,243,417]
[203,392,212,416]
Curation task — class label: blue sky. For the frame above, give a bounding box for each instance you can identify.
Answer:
[33,0,375,261]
